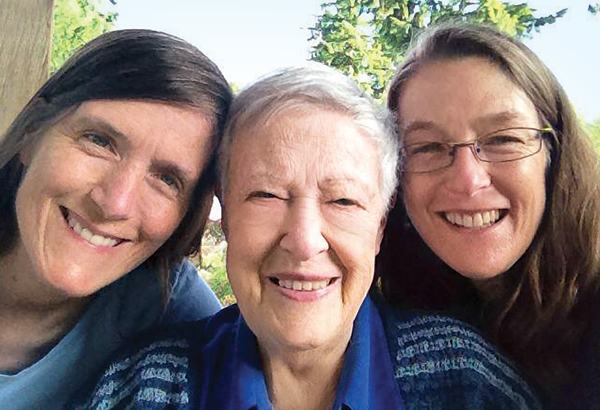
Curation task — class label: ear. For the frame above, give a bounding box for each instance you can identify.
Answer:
[214,182,222,203]
[19,143,35,167]
[374,188,398,254]
[374,215,387,256]
[214,189,228,239]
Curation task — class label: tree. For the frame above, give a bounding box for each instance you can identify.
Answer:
[583,118,600,153]
[51,0,117,73]
[195,220,236,306]
[310,0,567,100]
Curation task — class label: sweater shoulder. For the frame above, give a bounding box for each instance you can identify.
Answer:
[70,306,241,409]
[382,309,541,410]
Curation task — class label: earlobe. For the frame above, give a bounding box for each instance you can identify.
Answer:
[19,145,33,167]
[218,200,228,240]
[18,137,41,167]
[214,185,229,239]
[214,183,223,203]
[374,216,387,255]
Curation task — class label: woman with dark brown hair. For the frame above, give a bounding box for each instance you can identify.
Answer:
[378,22,600,407]
[0,29,231,408]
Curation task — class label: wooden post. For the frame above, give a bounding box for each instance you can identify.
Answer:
[0,0,54,138]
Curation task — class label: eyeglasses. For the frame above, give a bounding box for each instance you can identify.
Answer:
[401,127,553,174]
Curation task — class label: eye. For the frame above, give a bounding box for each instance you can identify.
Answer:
[83,132,112,149]
[482,134,527,146]
[249,191,279,200]
[332,198,356,206]
[406,141,447,155]
[158,173,180,189]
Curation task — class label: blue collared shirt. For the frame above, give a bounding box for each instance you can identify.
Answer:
[73,295,404,409]
[204,296,404,410]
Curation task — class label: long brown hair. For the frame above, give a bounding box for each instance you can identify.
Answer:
[378,22,600,393]
[0,30,232,299]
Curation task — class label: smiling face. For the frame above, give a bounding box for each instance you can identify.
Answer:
[14,100,213,297]
[398,57,548,281]
[223,107,385,354]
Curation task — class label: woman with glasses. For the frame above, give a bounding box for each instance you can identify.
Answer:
[378,22,600,408]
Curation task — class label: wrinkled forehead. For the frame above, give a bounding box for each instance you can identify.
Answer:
[226,106,382,192]
[229,105,376,163]
[224,102,360,172]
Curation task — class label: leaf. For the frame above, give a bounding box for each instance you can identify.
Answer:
[310,0,566,99]
[50,0,116,73]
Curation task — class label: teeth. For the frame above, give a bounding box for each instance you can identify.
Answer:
[444,210,501,229]
[66,215,119,247]
[278,279,330,291]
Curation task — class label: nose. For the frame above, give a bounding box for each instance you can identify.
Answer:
[89,165,140,220]
[279,200,329,261]
[444,145,491,196]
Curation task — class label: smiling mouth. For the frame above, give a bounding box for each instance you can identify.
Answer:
[269,277,336,291]
[60,207,123,247]
[443,209,507,229]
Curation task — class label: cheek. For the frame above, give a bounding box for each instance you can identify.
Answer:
[224,210,276,285]
[400,178,428,222]
[139,203,187,245]
[522,167,547,229]
[335,227,380,284]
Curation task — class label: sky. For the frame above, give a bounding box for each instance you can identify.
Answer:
[111,0,600,219]
[112,0,600,121]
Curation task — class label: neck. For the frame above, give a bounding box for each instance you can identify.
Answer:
[0,243,92,373]
[260,332,351,410]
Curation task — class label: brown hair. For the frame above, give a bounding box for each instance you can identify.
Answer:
[378,22,600,393]
[0,29,232,299]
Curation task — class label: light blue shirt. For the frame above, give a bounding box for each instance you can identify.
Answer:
[0,259,221,410]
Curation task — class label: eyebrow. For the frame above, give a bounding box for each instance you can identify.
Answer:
[474,111,533,128]
[68,114,129,141]
[68,113,197,185]
[152,160,195,187]
[400,120,437,136]
[401,111,534,136]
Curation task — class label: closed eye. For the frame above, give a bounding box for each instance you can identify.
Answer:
[249,191,280,200]
[332,198,356,206]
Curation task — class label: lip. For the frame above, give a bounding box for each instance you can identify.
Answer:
[60,206,127,247]
[267,273,340,302]
[439,208,506,214]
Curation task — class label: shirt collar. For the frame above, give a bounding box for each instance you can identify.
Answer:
[224,314,271,410]
[227,296,404,410]
[331,296,404,410]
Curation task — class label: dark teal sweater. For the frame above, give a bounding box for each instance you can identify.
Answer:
[380,307,540,409]
[72,302,540,410]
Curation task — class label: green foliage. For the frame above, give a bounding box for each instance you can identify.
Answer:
[583,118,600,153]
[51,0,117,73]
[197,220,236,306]
[310,0,567,100]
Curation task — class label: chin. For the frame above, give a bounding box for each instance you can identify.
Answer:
[450,261,512,282]
[44,269,104,298]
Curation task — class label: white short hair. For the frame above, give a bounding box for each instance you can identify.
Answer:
[219,62,399,212]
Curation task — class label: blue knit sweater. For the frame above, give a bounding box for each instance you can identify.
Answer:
[380,308,540,409]
[71,301,540,410]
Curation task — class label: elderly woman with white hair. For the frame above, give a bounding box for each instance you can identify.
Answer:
[73,64,541,410]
